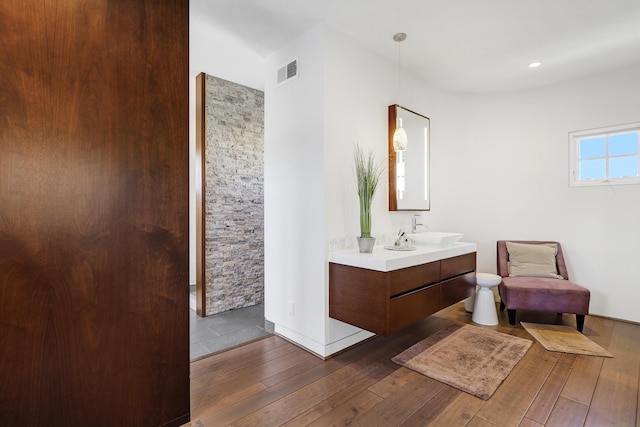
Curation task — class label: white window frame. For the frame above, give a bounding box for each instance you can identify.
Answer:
[569,122,640,188]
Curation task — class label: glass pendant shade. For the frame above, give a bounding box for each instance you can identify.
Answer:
[393,118,408,152]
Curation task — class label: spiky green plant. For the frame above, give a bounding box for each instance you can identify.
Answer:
[354,143,384,238]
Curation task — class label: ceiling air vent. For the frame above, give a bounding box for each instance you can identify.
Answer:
[276,58,298,87]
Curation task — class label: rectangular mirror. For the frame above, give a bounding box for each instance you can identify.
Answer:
[388,104,430,211]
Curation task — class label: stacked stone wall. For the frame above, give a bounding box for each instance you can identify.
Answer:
[204,75,264,315]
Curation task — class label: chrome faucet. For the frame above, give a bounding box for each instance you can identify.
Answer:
[411,214,424,233]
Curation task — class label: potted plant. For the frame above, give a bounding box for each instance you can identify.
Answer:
[354,143,384,253]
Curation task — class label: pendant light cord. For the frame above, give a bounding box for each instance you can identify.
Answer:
[393,32,407,106]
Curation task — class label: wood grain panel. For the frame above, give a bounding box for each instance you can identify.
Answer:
[440,252,476,280]
[0,1,189,426]
[341,375,443,426]
[229,366,367,426]
[474,344,559,426]
[525,363,572,424]
[424,390,483,426]
[388,105,399,211]
[585,320,640,426]
[389,261,440,296]
[329,253,476,336]
[187,308,639,426]
[440,272,475,307]
[400,382,458,425]
[329,263,389,335]
[306,390,382,426]
[545,397,589,426]
[195,73,207,317]
[559,355,603,405]
[389,285,440,333]
[281,375,379,426]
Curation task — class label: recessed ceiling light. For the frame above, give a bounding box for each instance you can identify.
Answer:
[529,61,542,68]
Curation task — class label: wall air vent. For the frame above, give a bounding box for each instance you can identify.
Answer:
[276,58,298,87]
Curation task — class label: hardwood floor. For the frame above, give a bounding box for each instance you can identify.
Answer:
[185,303,640,426]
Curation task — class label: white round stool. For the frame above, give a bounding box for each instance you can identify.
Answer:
[472,273,502,326]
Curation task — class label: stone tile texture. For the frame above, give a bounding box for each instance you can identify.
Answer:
[203,74,264,315]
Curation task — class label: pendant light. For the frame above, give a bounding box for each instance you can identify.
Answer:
[393,32,408,152]
[394,117,408,152]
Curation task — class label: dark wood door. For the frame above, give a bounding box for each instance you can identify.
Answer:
[0,1,189,426]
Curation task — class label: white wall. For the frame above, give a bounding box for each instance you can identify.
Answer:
[427,63,640,323]
[322,27,465,348]
[195,16,640,356]
[263,25,329,355]
[189,13,265,284]
[265,24,466,356]
[323,26,392,349]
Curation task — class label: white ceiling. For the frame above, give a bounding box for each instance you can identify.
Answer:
[191,0,640,93]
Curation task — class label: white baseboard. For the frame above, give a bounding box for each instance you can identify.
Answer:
[274,323,374,359]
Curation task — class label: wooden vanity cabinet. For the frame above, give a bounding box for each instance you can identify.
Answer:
[329,252,476,336]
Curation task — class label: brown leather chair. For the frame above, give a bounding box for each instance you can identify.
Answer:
[497,240,590,332]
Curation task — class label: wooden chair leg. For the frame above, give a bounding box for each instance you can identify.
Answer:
[507,309,516,325]
[576,315,585,333]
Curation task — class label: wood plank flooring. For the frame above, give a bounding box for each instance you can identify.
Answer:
[185,303,640,426]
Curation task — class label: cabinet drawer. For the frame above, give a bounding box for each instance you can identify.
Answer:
[440,272,475,307]
[389,284,440,334]
[389,261,440,296]
[329,263,388,335]
[441,252,476,280]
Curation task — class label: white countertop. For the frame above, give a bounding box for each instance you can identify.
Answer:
[328,242,477,272]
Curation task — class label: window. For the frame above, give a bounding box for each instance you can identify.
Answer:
[569,122,640,187]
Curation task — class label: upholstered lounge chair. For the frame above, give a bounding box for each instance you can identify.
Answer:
[497,240,590,332]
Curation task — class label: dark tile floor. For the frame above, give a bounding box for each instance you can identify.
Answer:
[189,303,271,360]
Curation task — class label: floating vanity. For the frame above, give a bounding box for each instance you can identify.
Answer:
[329,242,476,336]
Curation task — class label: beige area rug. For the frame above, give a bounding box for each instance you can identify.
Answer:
[521,322,613,358]
[392,323,532,400]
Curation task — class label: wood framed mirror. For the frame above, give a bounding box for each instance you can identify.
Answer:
[388,104,430,211]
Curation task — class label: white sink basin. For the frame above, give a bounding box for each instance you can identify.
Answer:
[407,232,464,247]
